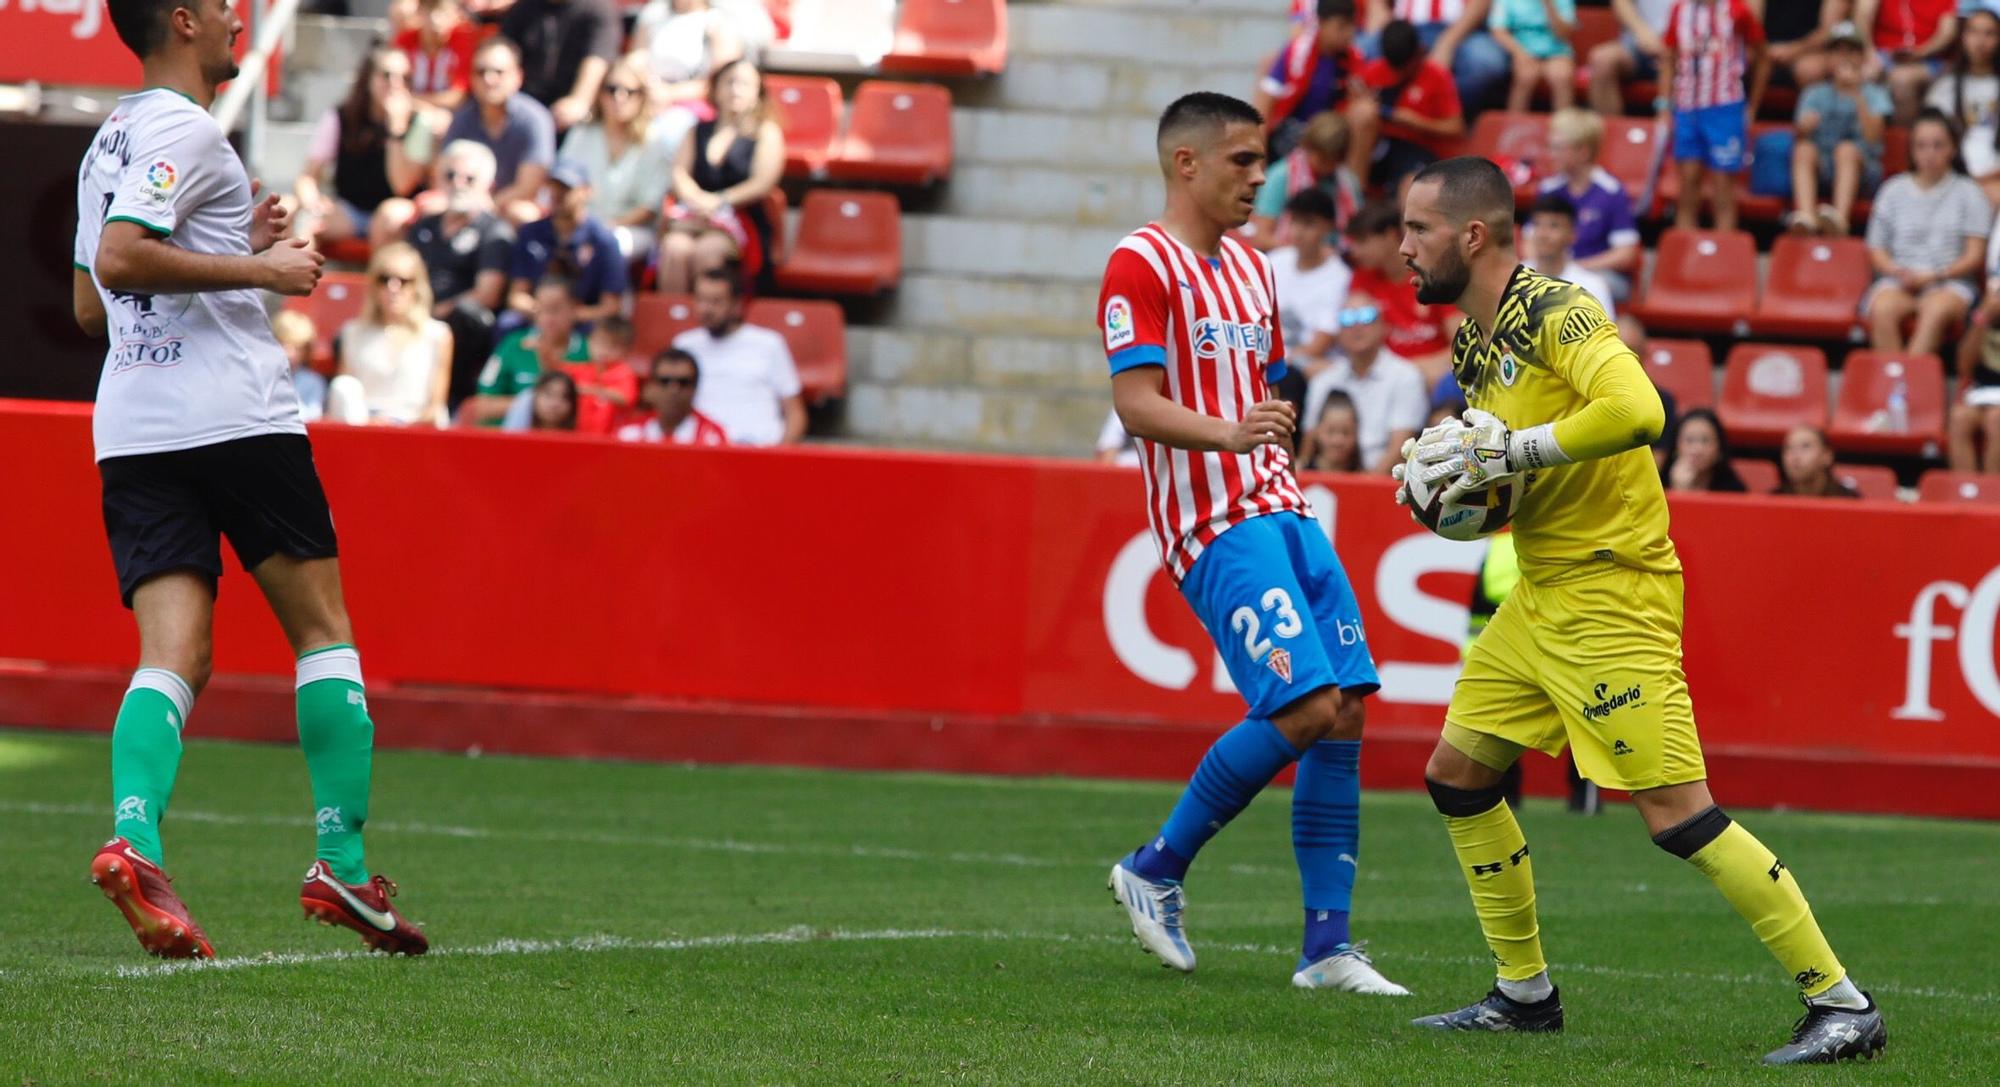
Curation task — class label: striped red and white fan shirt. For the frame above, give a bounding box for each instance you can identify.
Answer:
[1661,0,1765,113]
[1097,225,1313,584]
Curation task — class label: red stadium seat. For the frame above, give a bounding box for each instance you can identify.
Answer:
[1599,117,1665,211]
[881,0,1007,76]
[767,75,843,178]
[1852,126,1911,221]
[1828,350,1947,457]
[1732,457,1781,494]
[1571,7,1621,75]
[774,190,902,295]
[632,293,700,357]
[1629,229,1757,334]
[1642,338,1715,410]
[1917,469,2000,504]
[1752,236,1871,341]
[319,237,374,267]
[280,270,369,372]
[827,81,954,186]
[747,297,848,404]
[1833,462,1900,500]
[1717,343,1830,446]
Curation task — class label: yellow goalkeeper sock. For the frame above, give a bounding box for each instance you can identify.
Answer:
[1654,806,1846,997]
[1430,780,1546,982]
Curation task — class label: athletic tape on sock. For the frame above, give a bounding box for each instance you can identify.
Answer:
[128,668,194,730]
[295,645,364,690]
[1652,804,1733,859]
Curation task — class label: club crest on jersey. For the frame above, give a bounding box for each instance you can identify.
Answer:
[1191,317,1270,361]
[1499,351,1520,386]
[1266,647,1294,683]
[1105,294,1135,349]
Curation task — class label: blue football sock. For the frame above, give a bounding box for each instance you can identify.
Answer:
[1294,739,1361,959]
[1131,717,1302,883]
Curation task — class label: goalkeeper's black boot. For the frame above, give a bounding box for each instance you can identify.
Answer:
[1410,986,1563,1032]
[1762,993,1886,1065]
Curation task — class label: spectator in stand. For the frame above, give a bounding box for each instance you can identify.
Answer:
[1660,408,1749,491]
[620,347,731,445]
[558,56,681,262]
[1788,22,1891,236]
[1536,109,1643,303]
[1342,200,1459,379]
[1490,0,1577,113]
[1247,111,1364,250]
[1949,234,2000,473]
[395,0,478,120]
[1587,0,1673,116]
[442,36,557,224]
[500,0,623,130]
[272,311,328,422]
[291,47,431,250]
[1255,0,1365,159]
[673,265,805,445]
[1365,1,1512,114]
[1774,425,1862,496]
[1522,194,1616,313]
[635,0,745,117]
[1763,0,1841,91]
[1298,389,1365,471]
[1859,0,1957,123]
[405,139,515,410]
[1661,0,1771,234]
[470,273,589,425]
[1095,408,1141,465]
[506,160,630,329]
[563,314,641,435]
[1301,291,1429,472]
[1349,20,1467,196]
[1268,189,1355,409]
[326,243,453,427]
[1926,10,2000,205]
[507,369,580,431]
[1865,108,1993,357]
[662,60,786,294]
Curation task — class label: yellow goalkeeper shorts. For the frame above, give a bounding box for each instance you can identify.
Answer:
[1442,562,1706,792]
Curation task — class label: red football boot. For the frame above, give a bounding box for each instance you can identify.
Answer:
[300,860,429,955]
[90,837,216,959]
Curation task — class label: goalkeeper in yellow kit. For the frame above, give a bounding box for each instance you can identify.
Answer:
[1390,157,1885,1065]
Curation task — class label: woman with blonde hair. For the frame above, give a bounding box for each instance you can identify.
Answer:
[327,243,453,427]
[659,59,786,293]
[559,54,685,260]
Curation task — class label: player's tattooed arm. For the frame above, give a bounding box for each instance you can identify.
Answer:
[1111,367,1294,455]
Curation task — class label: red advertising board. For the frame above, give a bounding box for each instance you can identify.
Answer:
[1,1,276,92]
[0,401,1995,816]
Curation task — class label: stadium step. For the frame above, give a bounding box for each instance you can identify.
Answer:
[1007,2,1289,67]
[886,272,1100,337]
[936,163,1162,226]
[843,335,1110,453]
[970,55,1256,117]
[900,214,1127,282]
[951,107,1162,169]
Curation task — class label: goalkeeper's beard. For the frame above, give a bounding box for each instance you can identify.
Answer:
[1411,247,1471,305]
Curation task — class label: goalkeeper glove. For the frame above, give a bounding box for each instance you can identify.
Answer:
[1407,409,1570,504]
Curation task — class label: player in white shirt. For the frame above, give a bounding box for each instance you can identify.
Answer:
[74,0,425,960]
[671,265,804,445]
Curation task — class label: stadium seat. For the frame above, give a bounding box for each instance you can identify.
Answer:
[881,0,1008,76]
[1828,350,1947,457]
[1752,236,1871,341]
[1570,8,1621,90]
[1834,462,1900,500]
[1629,229,1757,335]
[1461,111,1549,198]
[1642,338,1715,410]
[1599,117,1665,210]
[767,75,843,178]
[826,81,954,186]
[774,190,902,295]
[747,297,848,404]
[632,294,700,357]
[1717,343,1830,446]
[1732,457,1780,494]
[1917,469,2000,504]
[319,237,373,267]
[280,270,369,372]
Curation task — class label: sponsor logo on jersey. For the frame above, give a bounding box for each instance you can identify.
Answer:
[1583,681,1645,720]
[1190,317,1271,361]
[1558,304,1605,345]
[1104,294,1135,349]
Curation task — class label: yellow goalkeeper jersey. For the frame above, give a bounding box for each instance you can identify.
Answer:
[1448,265,1680,582]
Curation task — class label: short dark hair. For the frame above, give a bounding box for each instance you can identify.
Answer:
[536,270,577,300]
[107,0,179,59]
[1284,187,1338,222]
[652,347,700,383]
[1380,19,1421,68]
[1157,92,1264,157]
[1412,156,1518,245]
[1345,200,1402,238]
[473,34,521,66]
[1316,0,1356,21]
[695,262,746,299]
[594,314,634,344]
[1527,192,1577,224]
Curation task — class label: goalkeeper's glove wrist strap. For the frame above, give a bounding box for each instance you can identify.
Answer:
[1508,423,1572,470]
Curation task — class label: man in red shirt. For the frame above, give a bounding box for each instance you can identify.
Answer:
[1863,0,1958,122]
[617,348,729,445]
[1341,200,1458,380]
[1346,19,1466,194]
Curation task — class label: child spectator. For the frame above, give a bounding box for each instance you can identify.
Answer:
[272,311,328,422]
[1257,0,1365,158]
[1522,194,1618,316]
[1660,408,1749,491]
[1862,0,1957,123]
[508,369,580,432]
[1864,108,1992,358]
[662,60,786,293]
[1298,389,1365,471]
[559,55,684,261]
[1535,109,1643,301]
[292,47,432,250]
[394,0,478,118]
[1490,0,1577,112]
[1268,188,1355,406]
[619,347,730,445]
[470,273,589,425]
[1301,290,1429,472]
[1349,20,1467,194]
[505,160,630,329]
[1587,0,1673,116]
[1925,9,2000,205]
[1342,201,1459,379]
[440,37,557,223]
[1366,1,1513,114]
[1661,0,1771,233]
[499,0,623,129]
[1788,22,1892,236]
[564,314,642,436]
[327,243,453,427]
[1774,425,1862,496]
[1247,111,1363,249]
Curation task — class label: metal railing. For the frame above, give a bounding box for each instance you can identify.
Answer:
[212,0,306,173]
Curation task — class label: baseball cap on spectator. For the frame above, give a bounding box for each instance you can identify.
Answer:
[1825,21,1865,50]
[548,159,591,190]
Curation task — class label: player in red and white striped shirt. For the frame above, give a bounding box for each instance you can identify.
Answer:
[1660,0,1769,232]
[1099,92,1402,996]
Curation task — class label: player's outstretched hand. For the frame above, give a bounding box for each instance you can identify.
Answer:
[259,237,325,296]
[247,179,291,253]
[1226,399,1296,453]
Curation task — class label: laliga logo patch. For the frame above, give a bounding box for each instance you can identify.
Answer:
[139,159,177,207]
[1104,295,1135,349]
[1266,646,1293,683]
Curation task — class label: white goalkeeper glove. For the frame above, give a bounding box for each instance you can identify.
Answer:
[1406,408,1571,504]
[1390,416,1466,506]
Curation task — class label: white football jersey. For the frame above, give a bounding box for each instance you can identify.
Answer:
[75,88,303,462]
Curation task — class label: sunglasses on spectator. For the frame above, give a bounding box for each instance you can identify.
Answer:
[650,374,697,387]
[375,273,415,288]
[474,66,511,77]
[603,84,642,98]
[442,169,480,184]
[372,68,407,81]
[1337,305,1380,328]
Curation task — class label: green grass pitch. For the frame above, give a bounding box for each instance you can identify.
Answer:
[1,729,1995,1085]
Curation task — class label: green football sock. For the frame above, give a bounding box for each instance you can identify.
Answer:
[110,669,193,865]
[296,644,373,884]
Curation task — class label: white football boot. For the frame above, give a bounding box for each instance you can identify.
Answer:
[1292,943,1410,995]
[1108,860,1195,972]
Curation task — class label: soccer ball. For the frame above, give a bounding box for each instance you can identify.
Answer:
[1401,462,1521,541]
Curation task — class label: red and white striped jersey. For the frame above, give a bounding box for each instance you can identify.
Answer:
[1394,0,1469,24]
[1661,0,1765,112]
[1097,225,1313,584]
